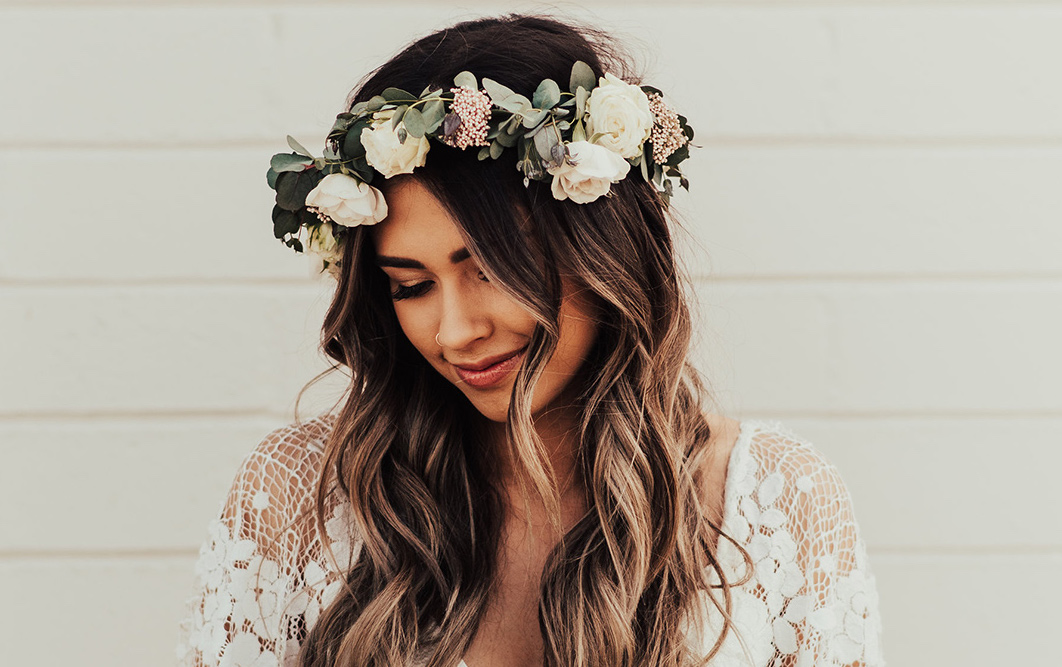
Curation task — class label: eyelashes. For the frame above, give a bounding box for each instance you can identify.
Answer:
[391,281,431,301]
[390,271,490,302]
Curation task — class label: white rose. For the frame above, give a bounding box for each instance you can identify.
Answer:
[304,173,388,228]
[360,118,430,178]
[585,72,654,159]
[547,141,631,204]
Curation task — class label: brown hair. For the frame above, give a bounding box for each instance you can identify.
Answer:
[295,13,752,667]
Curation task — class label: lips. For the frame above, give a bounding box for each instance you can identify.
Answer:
[451,347,527,389]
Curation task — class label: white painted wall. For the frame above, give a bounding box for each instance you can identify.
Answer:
[2,2,1059,665]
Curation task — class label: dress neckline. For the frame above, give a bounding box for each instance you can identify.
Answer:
[457,419,760,667]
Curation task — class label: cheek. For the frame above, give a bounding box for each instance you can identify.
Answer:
[393,304,438,357]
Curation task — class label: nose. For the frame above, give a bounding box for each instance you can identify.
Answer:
[436,283,492,350]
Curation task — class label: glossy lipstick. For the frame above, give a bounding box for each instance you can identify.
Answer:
[453,348,526,389]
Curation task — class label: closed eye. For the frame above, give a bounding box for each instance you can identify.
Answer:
[391,281,432,301]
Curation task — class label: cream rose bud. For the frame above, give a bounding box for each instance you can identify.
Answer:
[306,221,340,261]
[360,120,430,178]
[304,173,388,228]
[547,141,631,204]
[585,72,654,159]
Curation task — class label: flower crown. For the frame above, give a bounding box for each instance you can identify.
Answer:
[267,61,694,276]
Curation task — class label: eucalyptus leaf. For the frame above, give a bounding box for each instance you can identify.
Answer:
[489,140,505,159]
[391,105,408,128]
[504,114,522,134]
[482,78,518,105]
[272,206,300,240]
[477,146,492,161]
[569,60,596,94]
[403,107,426,138]
[366,96,387,112]
[572,120,587,142]
[496,129,518,148]
[520,108,547,128]
[266,167,279,190]
[576,86,588,119]
[454,71,477,90]
[533,127,560,167]
[381,87,414,102]
[533,79,561,110]
[494,94,532,114]
[270,152,314,173]
[422,99,446,132]
[286,136,314,158]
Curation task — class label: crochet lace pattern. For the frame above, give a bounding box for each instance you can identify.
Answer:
[176,415,885,666]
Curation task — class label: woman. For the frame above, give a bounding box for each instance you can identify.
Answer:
[178,14,884,667]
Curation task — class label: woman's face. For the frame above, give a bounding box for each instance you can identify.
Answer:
[369,178,599,423]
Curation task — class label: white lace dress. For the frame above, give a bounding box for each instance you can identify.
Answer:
[177,415,885,666]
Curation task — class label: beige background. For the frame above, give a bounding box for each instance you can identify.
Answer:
[2,1,1061,665]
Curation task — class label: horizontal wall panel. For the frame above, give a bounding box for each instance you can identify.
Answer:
[0,556,197,667]
[871,553,1062,666]
[692,280,1062,414]
[680,145,1062,278]
[0,286,339,415]
[0,8,275,145]
[759,416,1062,550]
[0,417,303,552]
[6,7,1062,145]
[0,149,309,282]
[639,6,1062,139]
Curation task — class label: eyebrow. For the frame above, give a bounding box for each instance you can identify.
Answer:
[376,247,471,268]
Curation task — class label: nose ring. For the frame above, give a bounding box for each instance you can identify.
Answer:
[435,333,441,346]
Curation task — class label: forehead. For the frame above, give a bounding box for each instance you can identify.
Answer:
[370,178,465,258]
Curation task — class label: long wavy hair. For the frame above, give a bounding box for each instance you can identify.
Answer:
[294,14,753,667]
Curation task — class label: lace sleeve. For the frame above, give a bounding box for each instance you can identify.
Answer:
[176,420,332,667]
[752,425,886,667]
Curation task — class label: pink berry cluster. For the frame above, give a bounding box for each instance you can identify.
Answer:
[444,86,492,149]
[647,92,687,164]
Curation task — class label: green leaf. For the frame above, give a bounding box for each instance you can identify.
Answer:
[286,136,314,158]
[381,87,414,102]
[366,95,387,112]
[266,166,279,190]
[477,145,491,160]
[576,86,589,120]
[270,152,313,173]
[569,60,596,94]
[454,71,477,90]
[533,79,561,110]
[422,98,446,133]
[403,107,426,138]
[640,152,650,182]
[275,169,322,212]
[572,120,587,142]
[520,108,547,128]
[489,140,505,159]
[493,94,532,114]
[343,120,370,159]
[496,128,519,148]
[272,205,300,239]
[390,105,408,128]
[482,78,517,104]
[665,143,690,167]
[533,126,560,167]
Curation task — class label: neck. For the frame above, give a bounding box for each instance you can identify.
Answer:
[484,404,588,530]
